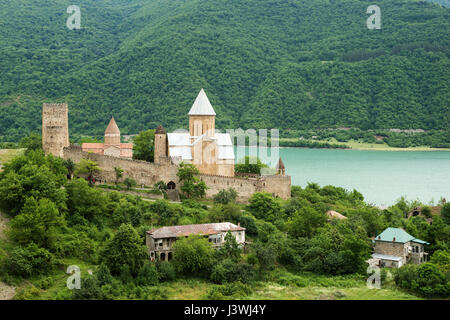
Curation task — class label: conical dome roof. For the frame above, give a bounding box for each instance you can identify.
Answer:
[276,157,285,170]
[188,88,216,116]
[105,117,120,134]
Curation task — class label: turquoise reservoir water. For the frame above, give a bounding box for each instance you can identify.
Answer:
[235,147,450,206]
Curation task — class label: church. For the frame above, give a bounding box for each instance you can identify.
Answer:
[81,117,133,159]
[154,89,235,177]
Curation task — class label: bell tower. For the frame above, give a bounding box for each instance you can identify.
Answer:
[188,88,216,138]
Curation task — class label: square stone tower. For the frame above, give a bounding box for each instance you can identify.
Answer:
[42,103,69,157]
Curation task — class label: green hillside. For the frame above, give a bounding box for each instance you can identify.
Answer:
[0,0,448,141]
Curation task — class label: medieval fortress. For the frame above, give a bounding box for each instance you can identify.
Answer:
[42,89,291,201]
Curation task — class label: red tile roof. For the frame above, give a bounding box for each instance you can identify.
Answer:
[82,143,104,149]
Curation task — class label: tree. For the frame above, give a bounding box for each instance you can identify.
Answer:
[213,188,238,204]
[74,159,101,186]
[177,162,207,198]
[66,178,108,223]
[287,207,327,238]
[235,156,268,175]
[441,203,450,225]
[19,133,42,152]
[63,158,75,179]
[246,192,282,223]
[219,231,241,261]
[0,150,67,216]
[114,167,123,185]
[124,177,137,190]
[173,235,214,274]
[8,197,64,248]
[100,223,148,276]
[132,129,155,162]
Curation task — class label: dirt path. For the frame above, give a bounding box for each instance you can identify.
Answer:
[0,211,16,300]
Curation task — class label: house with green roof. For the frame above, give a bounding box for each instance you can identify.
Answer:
[372,227,429,268]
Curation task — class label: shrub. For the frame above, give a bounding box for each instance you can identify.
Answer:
[96,263,113,286]
[124,178,137,190]
[136,263,159,286]
[157,262,176,282]
[14,286,42,300]
[72,277,104,300]
[206,282,253,300]
[5,244,56,277]
[394,262,449,297]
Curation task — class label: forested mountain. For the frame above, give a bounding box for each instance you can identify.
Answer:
[0,0,448,141]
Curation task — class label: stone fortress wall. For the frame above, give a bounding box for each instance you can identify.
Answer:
[43,101,291,202]
[62,145,291,201]
[63,145,180,187]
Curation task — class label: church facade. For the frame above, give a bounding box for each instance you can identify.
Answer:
[81,117,133,159]
[155,89,235,176]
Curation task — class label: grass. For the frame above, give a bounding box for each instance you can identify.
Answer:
[8,265,422,300]
[0,149,25,167]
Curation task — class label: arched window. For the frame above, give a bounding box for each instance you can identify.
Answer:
[167,181,176,190]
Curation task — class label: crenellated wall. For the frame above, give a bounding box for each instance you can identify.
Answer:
[63,145,291,201]
[199,173,291,201]
[63,145,179,187]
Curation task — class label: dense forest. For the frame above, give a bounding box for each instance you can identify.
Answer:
[0,0,449,142]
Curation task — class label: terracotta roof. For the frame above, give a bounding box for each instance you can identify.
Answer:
[120,143,133,149]
[155,125,166,134]
[276,157,285,170]
[147,222,245,239]
[82,143,104,149]
[105,117,120,134]
[326,210,347,220]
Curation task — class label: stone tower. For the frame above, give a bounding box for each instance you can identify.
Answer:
[154,125,167,164]
[42,103,69,157]
[189,88,216,138]
[104,117,121,146]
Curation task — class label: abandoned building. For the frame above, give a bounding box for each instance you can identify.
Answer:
[146,222,245,261]
[372,227,429,268]
[81,117,133,159]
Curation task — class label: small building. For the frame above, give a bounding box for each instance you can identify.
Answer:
[82,117,133,159]
[372,227,429,268]
[146,222,245,262]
